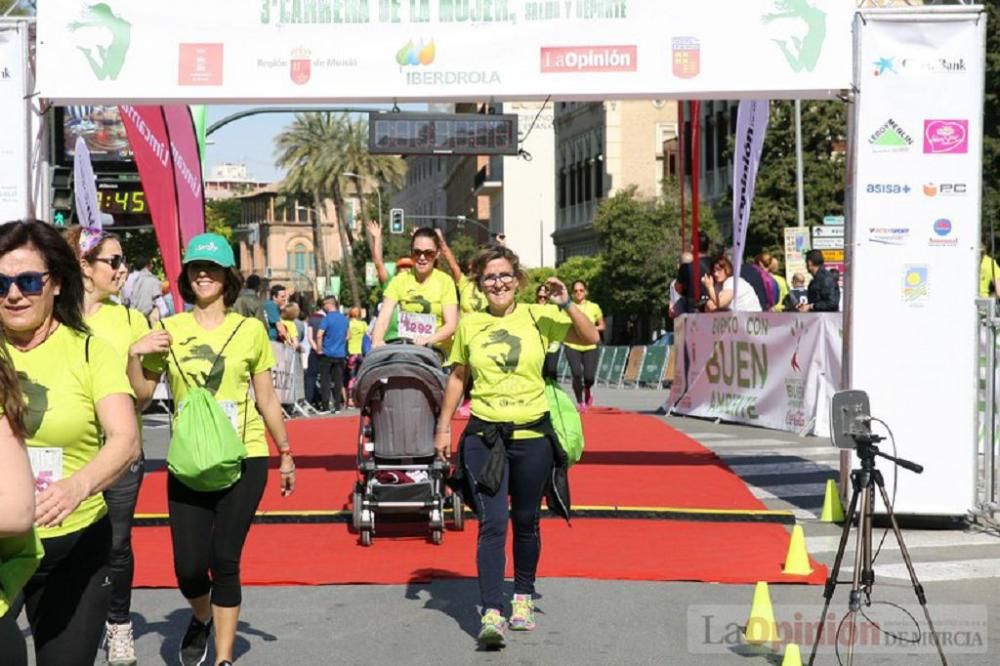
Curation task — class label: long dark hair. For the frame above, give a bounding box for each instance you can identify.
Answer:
[410,227,441,251]
[0,220,89,335]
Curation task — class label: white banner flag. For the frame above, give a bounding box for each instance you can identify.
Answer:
[0,24,30,222]
[732,99,770,305]
[73,136,102,230]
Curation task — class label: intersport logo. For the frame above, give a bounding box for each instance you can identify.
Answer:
[540,46,637,73]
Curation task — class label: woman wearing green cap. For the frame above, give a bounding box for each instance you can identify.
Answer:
[140,233,295,666]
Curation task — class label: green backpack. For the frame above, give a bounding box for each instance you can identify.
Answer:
[530,309,585,466]
[166,319,248,492]
[0,528,44,617]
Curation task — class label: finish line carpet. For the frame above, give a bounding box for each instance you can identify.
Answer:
[132,411,826,587]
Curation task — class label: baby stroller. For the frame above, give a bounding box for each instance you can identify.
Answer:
[351,343,464,546]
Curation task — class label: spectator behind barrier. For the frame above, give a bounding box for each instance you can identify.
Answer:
[799,249,840,312]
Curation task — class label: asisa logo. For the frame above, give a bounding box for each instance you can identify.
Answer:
[395,39,435,67]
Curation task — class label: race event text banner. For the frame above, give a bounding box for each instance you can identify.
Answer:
[0,23,30,221]
[731,99,770,306]
[37,1,853,103]
[849,8,985,515]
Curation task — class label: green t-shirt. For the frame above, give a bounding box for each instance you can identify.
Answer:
[563,300,603,352]
[348,319,368,355]
[980,255,1000,298]
[143,313,275,458]
[7,325,133,539]
[86,301,150,365]
[450,304,570,438]
[458,274,487,315]
[384,269,459,355]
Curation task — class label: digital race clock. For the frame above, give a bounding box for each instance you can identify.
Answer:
[98,186,147,215]
[368,112,519,155]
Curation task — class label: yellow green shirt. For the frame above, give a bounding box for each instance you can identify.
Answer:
[458,275,487,315]
[981,255,1000,297]
[143,313,275,458]
[384,269,459,355]
[282,319,300,344]
[86,301,150,366]
[450,304,571,438]
[7,325,133,538]
[348,319,367,355]
[563,300,603,352]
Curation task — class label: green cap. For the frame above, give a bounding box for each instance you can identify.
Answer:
[183,233,235,268]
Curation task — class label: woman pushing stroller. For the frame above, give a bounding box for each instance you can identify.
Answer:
[434,246,598,649]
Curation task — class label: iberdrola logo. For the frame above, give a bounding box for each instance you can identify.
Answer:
[761,0,827,73]
[67,3,132,81]
[395,39,435,67]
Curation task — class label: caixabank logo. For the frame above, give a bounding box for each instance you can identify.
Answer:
[396,39,500,86]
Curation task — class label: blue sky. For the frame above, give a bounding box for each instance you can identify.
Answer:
[202,104,424,183]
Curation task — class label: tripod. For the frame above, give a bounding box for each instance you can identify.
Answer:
[807,438,947,666]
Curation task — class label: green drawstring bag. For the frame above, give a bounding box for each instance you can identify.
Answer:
[544,378,584,466]
[0,528,44,617]
[165,320,248,492]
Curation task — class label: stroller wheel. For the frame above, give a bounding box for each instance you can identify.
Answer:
[431,529,443,545]
[451,493,465,531]
[360,529,373,547]
[352,490,363,531]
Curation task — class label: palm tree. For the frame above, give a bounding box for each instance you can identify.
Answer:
[274,113,358,302]
[336,117,407,237]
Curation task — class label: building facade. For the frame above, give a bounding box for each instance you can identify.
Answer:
[552,100,679,261]
[205,162,269,201]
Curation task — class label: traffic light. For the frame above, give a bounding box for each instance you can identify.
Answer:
[49,167,72,227]
[389,208,405,234]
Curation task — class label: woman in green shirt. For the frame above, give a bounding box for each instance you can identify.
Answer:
[434,246,598,649]
[563,280,606,411]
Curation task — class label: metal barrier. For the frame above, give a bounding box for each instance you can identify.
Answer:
[621,346,646,388]
[975,298,1000,521]
[638,345,669,388]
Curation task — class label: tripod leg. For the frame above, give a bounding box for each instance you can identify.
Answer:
[807,482,862,666]
[845,480,873,666]
[875,479,949,666]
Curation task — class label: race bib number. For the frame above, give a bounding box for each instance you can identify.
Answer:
[28,447,63,493]
[398,311,437,341]
[218,400,240,431]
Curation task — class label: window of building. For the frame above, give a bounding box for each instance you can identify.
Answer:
[576,162,584,205]
[559,169,567,209]
[569,165,577,206]
[286,241,313,275]
[594,155,604,198]
[584,160,593,201]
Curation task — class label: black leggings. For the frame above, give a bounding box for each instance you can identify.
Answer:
[318,356,346,411]
[167,457,268,608]
[564,346,599,403]
[105,452,145,624]
[0,516,112,666]
[462,434,554,611]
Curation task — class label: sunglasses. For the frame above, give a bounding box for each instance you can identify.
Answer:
[0,271,50,297]
[94,254,125,271]
[536,294,548,301]
[411,249,438,260]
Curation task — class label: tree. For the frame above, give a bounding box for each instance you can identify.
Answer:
[205,198,240,241]
[984,3,1000,247]
[721,101,848,254]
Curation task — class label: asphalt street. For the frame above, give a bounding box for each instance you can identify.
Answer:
[16,386,1000,665]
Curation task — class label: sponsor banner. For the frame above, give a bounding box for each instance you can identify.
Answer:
[0,24,30,221]
[36,1,854,102]
[668,312,841,435]
[162,106,206,247]
[731,99,770,307]
[851,10,983,514]
[270,341,306,405]
[118,105,184,308]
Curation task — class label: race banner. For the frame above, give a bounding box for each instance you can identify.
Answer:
[849,9,984,515]
[72,136,102,229]
[118,105,184,308]
[731,99,769,305]
[270,341,306,405]
[37,1,853,103]
[669,312,841,435]
[163,105,206,248]
[0,23,30,222]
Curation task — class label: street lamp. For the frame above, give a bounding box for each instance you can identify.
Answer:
[341,172,383,227]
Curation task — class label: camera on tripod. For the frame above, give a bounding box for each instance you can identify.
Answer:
[831,390,878,449]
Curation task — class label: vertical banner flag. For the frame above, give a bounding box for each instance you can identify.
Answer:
[163,106,206,247]
[0,23,30,222]
[72,137,102,230]
[118,105,183,308]
[850,9,984,514]
[732,100,770,304]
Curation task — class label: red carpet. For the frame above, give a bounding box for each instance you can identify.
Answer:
[132,411,827,587]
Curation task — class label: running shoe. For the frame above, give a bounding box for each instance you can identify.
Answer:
[585,389,594,409]
[179,616,212,666]
[577,402,587,413]
[509,594,536,631]
[477,609,507,649]
[105,621,137,666]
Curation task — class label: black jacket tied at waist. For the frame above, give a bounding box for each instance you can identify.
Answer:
[450,413,572,522]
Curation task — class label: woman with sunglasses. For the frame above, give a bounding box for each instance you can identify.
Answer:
[563,280,605,412]
[700,256,762,313]
[371,227,458,355]
[139,233,294,666]
[434,246,598,649]
[64,225,172,665]
[0,220,140,666]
